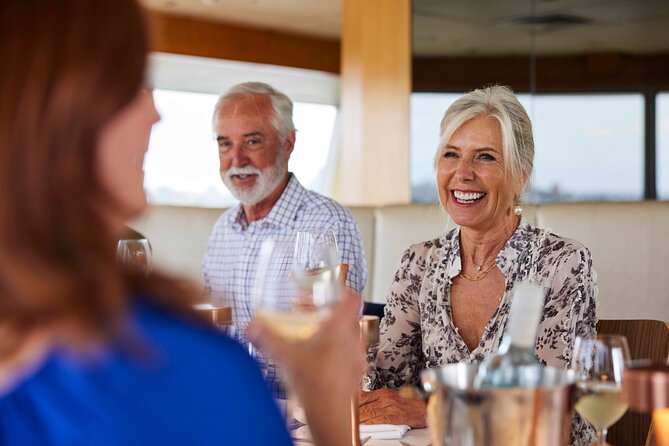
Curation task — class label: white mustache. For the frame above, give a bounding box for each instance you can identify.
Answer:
[225,166,261,179]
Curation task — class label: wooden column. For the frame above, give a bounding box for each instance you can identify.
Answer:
[337,0,412,206]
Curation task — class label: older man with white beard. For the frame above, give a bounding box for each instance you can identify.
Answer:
[203,82,367,363]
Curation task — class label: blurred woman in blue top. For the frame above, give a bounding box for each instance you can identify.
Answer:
[0,0,363,445]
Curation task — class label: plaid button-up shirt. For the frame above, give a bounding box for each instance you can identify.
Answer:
[203,174,367,389]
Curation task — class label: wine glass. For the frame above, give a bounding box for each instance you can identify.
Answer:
[252,233,342,424]
[294,230,340,273]
[253,231,341,340]
[117,238,152,272]
[572,334,631,445]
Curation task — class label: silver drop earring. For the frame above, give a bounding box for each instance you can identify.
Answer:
[513,197,523,216]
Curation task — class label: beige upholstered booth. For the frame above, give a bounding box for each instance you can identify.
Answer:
[132,201,669,322]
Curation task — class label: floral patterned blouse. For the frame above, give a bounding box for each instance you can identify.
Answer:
[366,220,598,445]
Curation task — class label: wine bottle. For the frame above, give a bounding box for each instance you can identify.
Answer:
[475,282,545,388]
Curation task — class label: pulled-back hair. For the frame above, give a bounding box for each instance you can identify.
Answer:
[434,85,534,195]
[0,0,194,358]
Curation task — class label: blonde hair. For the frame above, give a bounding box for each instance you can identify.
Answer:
[433,85,534,195]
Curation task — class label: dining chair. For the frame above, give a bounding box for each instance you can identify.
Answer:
[595,319,669,446]
[362,302,386,320]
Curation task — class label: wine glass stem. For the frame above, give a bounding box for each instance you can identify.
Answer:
[599,428,608,445]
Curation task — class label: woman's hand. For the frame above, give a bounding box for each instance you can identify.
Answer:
[358,388,427,428]
[248,290,365,446]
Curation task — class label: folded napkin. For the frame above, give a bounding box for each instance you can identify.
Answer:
[359,424,411,440]
[292,424,411,441]
[292,407,411,441]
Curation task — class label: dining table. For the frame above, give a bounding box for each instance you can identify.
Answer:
[292,427,431,446]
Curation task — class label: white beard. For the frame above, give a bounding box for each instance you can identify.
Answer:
[221,151,288,205]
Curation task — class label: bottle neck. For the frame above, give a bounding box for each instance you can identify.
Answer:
[497,331,538,357]
[504,283,544,352]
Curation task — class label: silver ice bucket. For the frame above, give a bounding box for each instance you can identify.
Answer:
[421,363,576,446]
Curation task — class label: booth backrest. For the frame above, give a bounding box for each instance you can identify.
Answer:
[536,201,669,322]
[131,201,669,322]
[132,205,221,285]
[370,204,446,304]
[369,204,539,307]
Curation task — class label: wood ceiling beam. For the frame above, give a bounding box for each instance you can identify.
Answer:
[146,11,340,73]
[145,10,669,94]
[413,52,669,93]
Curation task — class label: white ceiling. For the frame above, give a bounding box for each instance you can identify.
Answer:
[141,0,669,56]
[148,52,340,103]
[414,0,669,56]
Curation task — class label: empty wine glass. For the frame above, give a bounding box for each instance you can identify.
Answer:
[117,238,152,272]
[294,229,340,272]
[572,334,631,445]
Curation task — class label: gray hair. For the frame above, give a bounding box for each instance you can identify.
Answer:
[212,82,295,140]
[434,85,534,195]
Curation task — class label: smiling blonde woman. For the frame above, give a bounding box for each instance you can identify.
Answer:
[361,85,598,446]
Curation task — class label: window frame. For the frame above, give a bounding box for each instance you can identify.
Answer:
[410,89,657,203]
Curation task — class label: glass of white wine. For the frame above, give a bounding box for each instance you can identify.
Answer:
[252,232,341,424]
[253,234,341,341]
[572,334,631,445]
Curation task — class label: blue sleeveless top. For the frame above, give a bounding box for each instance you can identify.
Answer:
[0,296,292,445]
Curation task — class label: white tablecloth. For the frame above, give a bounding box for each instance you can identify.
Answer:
[292,427,431,446]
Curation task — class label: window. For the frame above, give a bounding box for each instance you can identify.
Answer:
[410,93,644,203]
[144,89,338,208]
[528,94,643,202]
[657,92,669,199]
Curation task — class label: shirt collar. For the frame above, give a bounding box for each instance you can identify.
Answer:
[262,173,304,229]
[226,203,246,228]
[444,218,533,280]
[495,219,533,277]
[226,173,304,230]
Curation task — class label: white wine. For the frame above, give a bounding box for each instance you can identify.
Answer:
[295,267,334,286]
[575,382,628,431]
[255,309,328,342]
[294,268,338,309]
[475,283,545,388]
